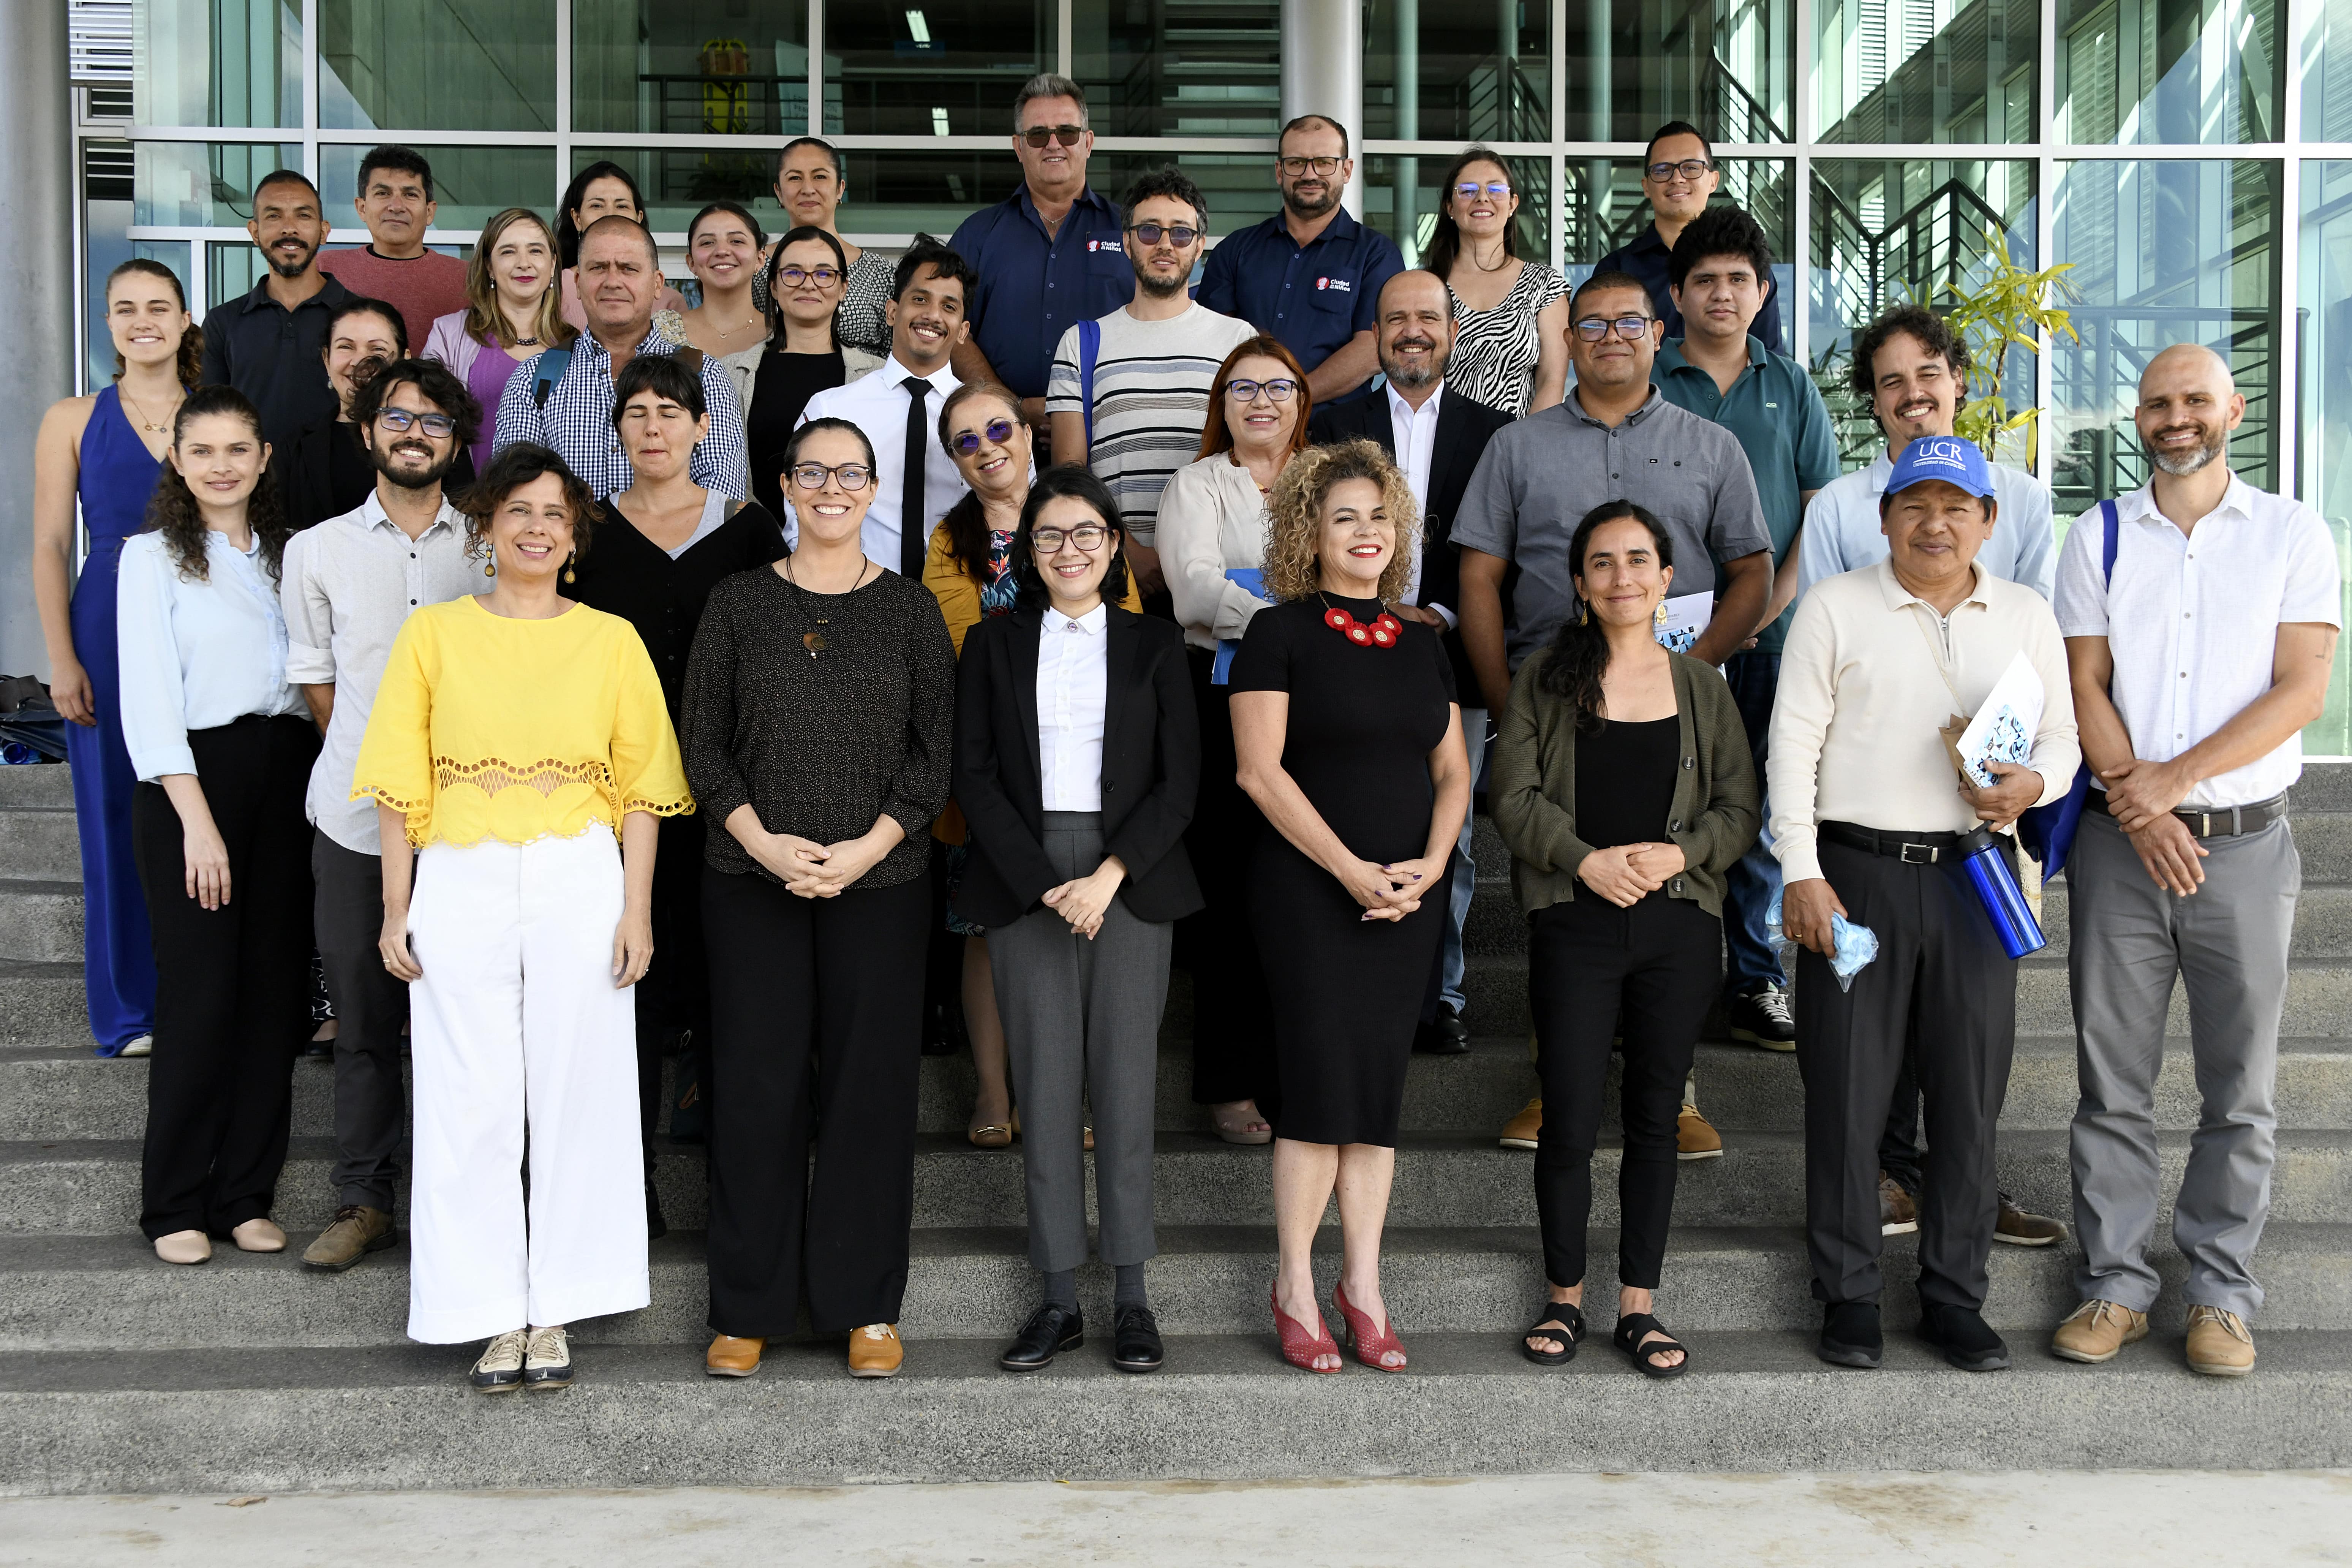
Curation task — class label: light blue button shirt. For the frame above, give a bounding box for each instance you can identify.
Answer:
[1794,448,2057,604]
[117,529,306,781]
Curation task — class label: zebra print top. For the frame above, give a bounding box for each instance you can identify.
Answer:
[1444,260,1567,419]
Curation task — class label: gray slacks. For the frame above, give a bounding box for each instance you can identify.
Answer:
[988,812,1172,1274]
[312,829,408,1211]
[2067,807,2294,1320]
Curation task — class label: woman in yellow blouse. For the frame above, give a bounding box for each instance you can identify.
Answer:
[352,441,691,1396]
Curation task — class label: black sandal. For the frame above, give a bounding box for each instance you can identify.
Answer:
[1521,1297,1585,1366]
[1613,1312,1690,1379]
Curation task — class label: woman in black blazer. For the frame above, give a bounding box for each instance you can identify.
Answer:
[953,468,1202,1378]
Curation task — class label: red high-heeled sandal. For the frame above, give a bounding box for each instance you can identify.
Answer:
[1271,1286,1341,1373]
[1332,1280,1408,1372]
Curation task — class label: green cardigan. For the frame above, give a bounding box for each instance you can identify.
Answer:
[1489,648,1761,919]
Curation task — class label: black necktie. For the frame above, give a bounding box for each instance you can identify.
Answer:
[900,376,930,579]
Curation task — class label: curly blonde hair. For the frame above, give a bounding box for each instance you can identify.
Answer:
[1261,438,1420,603]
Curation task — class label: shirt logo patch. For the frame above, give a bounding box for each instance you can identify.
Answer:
[1088,239,1106,251]
[1316,276,1351,292]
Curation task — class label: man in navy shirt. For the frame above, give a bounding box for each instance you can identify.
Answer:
[1197,114,1404,404]
[1594,121,1785,354]
[948,73,1129,441]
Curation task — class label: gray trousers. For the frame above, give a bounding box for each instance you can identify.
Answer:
[988,812,1172,1274]
[2068,807,2294,1319]
[312,830,408,1212]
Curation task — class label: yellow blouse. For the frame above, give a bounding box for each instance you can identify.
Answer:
[352,594,692,849]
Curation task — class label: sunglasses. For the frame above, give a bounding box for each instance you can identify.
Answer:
[376,408,456,437]
[1453,180,1513,199]
[1031,525,1110,553]
[790,462,872,491]
[774,264,841,288]
[1127,221,1200,248]
[1022,124,1085,148]
[952,418,1016,455]
[1225,377,1298,403]
[1574,315,1654,343]
[1645,158,1715,182]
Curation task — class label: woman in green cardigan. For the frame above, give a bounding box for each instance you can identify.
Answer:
[1490,499,1759,1380]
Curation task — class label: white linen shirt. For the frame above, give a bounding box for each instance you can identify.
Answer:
[1385,381,1442,613]
[1795,449,2057,602]
[2053,475,2342,809]
[116,530,307,782]
[795,355,967,570]
[1036,603,1110,812]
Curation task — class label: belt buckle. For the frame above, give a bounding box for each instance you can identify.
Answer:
[1898,841,1936,865]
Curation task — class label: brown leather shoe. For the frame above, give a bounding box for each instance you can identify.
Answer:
[302,1206,396,1272]
[847,1323,904,1378]
[1499,1097,1542,1151]
[2185,1304,2256,1376]
[1676,1105,1723,1160]
[706,1334,765,1377]
[1994,1196,2067,1246]
[2050,1298,2149,1364]
[1878,1171,1918,1236]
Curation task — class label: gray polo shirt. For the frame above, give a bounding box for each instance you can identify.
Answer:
[1451,387,1773,668]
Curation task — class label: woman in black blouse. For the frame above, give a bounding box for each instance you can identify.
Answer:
[1230,439,1470,1374]
[569,352,785,1235]
[678,415,955,1382]
[731,226,884,519]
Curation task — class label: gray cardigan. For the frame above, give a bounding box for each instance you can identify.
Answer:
[1489,648,1760,918]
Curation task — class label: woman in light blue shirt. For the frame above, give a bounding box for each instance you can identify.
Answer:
[118,386,319,1267]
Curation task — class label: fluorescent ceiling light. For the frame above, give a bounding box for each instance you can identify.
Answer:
[933,106,952,136]
[906,11,932,44]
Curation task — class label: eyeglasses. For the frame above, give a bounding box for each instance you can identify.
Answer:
[1277,156,1343,177]
[1574,315,1654,343]
[1453,181,1513,199]
[1031,525,1110,553]
[774,264,841,289]
[1645,158,1715,183]
[376,408,456,437]
[1226,378,1299,403]
[952,418,1016,455]
[790,462,872,491]
[1021,124,1085,148]
[1126,221,1200,248]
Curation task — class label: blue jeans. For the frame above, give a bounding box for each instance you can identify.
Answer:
[1720,651,1781,997]
[1439,707,1489,1013]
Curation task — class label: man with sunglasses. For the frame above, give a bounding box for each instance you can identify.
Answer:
[1197,114,1404,405]
[948,74,1129,444]
[277,357,484,1274]
[1593,122,1786,354]
[1046,166,1254,602]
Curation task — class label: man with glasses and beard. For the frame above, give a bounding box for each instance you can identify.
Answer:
[199,170,355,454]
[278,357,484,1274]
[2050,345,2341,1378]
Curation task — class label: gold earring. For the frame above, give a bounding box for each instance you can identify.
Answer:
[562,553,576,585]
[483,553,495,577]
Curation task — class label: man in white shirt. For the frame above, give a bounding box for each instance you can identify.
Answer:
[798,239,974,578]
[2049,344,2341,1378]
[279,357,482,1273]
[1772,436,2079,1375]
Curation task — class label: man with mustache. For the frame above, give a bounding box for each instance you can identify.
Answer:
[315,145,469,351]
[2050,345,2341,1378]
[278,357,484,1274]
[199,170,354,455]
[1308,269,1513,1055]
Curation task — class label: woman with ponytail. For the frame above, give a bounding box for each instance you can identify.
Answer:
[1488,499,1758,1379]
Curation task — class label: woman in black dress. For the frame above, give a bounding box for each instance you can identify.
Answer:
[568,352,786,1234]
[1229,439,1470,1374]
[729,226,884,520]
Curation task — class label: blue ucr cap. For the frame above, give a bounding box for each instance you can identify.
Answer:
[1885,435,1995,499]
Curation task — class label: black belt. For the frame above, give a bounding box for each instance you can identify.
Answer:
[1819,821,1970,865]
[2086,790,2287,838]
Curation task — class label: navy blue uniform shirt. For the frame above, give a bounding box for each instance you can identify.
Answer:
[1592,222,1786,355]
[1197,207,1405,378]
[948,185,1129,401]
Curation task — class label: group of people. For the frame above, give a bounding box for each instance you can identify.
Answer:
[27,85,2331,1393]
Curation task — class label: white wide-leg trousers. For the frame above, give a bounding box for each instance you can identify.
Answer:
[404,826,649,1343]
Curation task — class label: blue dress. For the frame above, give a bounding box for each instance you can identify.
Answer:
[65,387,163,1054]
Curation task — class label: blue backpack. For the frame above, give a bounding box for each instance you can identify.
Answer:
[2016,499,2121,878]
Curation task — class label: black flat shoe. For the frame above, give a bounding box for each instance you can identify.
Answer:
[1413,1004,1472,1055]
[1521,1296,1584,1366]
[999,1302,1084,1372]
[1818,1301,1883,1369]
[1111,1304,1163,1372]
[1919,1302,2011,1372]
[1612,1312,1690,1379]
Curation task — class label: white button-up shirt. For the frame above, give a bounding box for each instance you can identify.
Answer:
[116,530,307,782]
[1385,381,1443,612]
[1796,448,2057,603]
[2053,475,2342,809]
[1036,603,1110,812]
[281,493,481,853]
[795,355,967,570]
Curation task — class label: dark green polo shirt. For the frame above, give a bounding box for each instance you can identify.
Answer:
[1654,336,1841,651]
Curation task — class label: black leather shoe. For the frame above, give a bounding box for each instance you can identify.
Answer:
[1919,1302,2011,1372]
[1414,1004,1472,1056]
[1111,1304,1164,1373]
[1818,1301,1883,1368]
[999,1302,1084,1372]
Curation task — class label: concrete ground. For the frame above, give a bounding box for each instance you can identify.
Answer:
[5,1471,2348,1565]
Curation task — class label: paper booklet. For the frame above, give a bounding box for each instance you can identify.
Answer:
[1652,591,1713,655]
[1946,650,2045,788]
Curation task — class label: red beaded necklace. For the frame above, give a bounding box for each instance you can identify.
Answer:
[1320,593,1402,649]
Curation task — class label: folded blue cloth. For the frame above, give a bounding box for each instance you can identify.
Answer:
[1766,888,1879,993]
[1211,567,1277,685]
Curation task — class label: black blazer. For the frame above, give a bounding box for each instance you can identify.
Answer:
[1309,385,1513,694]
[952,605,1204,928]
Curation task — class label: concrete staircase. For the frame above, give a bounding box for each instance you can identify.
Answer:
[1,759,2347,1493]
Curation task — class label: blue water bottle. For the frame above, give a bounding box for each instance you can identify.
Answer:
[1955,826,2046,959]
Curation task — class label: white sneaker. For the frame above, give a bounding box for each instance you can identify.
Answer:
[118,1035,153,1058]
[469,1329,529,1393]
[523,1326,574,1391]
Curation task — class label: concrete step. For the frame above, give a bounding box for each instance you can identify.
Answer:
[0,962,86,1049]
[2,1332,2346,1492]
[0,808,78,884]
[2037,881,2352,959]
[0,765,73,809]
[0,882,79,965]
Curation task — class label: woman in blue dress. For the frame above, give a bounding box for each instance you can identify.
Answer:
[30,258,197,1057]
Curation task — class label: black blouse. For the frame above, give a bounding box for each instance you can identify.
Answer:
[747,348,847,518]
[568,499,787,716]
[1573,713,1679,850]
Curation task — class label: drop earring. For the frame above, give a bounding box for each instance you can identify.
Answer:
[562,553,576,585]
[483,553,496,578]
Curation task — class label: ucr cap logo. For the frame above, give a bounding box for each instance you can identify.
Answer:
[1920,438,1970,463]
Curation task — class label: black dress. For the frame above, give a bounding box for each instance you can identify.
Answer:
[1228,595,1458,1147]
[746,347,846,519]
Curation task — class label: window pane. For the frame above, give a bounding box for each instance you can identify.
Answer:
[2304,0,2352,143]
[2299,160,2352,755]
[1563,0,1794,145]
[573,147,778,239]
[1362,0,1550,144]
[572,1,811,137]
[207,242,270,308]
[2053,159,2280,518]
[1810,159,2039,469]
[1362,152,1550,272]
[134,0,300,128]
[1089,153,1283,238]
[1073,0,1282,138]
[133,141,304,228]
[2055,0,2283,144]
[1813,0,2038,145]
[321,144,558,233]
[1560,157,1793,278]
[318,0,556,132]
[827,0,1048,138]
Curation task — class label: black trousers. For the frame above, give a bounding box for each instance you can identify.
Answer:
[1179,646,1272,1105]
[634,810,713,1178]
[702,865,928,1336]
[131,716,318,1239]
[1794,835,2016,1311]
[311,829,408,1211]
[1528,895,1719,1290]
